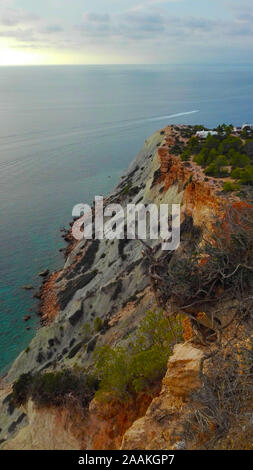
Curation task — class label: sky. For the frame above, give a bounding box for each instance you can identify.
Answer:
[0,0,252,65]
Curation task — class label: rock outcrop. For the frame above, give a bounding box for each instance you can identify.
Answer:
[121,343,204,450]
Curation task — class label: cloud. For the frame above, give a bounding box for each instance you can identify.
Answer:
[0,0,252,63]
[0,27,38,42]
[42,25,64,34]
[76,4,253,44]
[78,10,166,40]
[123,11,163,25]
[83,13,110,23]
[184,17,216,32]
[77,11,220,42]
[131,0,183,11]
[0,2,65,45]
[0,7,39,27]
[237,12,253,23]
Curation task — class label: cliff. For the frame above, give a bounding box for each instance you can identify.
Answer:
[0,125,252,450]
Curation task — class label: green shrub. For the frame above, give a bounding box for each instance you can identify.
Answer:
[245,140,253,159]
[191,130,252,181]
[180,149,191,162]
[239,165,253,185]
[215,123,234,136]
[180,149,191,161]
[187,136,201,154]
[218,135,243,154]
[193,151,206,166]
[230,152,250,168]
[12,370,98,409]
[223,181,241,192]
[94,311,182,399]
[206,148,218,165]
[82,322,92,340]
[216,154,229,167]
[205,155,229,177]
[121,182,132,195]
[12,373,33,406]
[194,146,217,167]
[193,125,206,132]
[231,167,242,180]
[94,317,103,332]
[205,135,220,151]
[179,135,202,161]
[205,162,219,177]
[230,165,253,185]
[170,136,185,155]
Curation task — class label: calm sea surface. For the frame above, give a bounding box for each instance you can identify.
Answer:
[0,64,253,374]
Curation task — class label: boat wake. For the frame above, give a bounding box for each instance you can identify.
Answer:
[141,110,199,124]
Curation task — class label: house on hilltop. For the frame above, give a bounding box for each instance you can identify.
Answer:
[242,123,253,130]
[196,130,218,139]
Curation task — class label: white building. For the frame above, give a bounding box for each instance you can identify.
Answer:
[196,130,218,139]
[242,123,253,130]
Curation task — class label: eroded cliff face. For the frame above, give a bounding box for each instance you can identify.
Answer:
[2,343,203,451]
[1,400,80,450]
[121,343,205,450]
[0,125,247,450]
[122,332,253,451]
[2,388,160,450]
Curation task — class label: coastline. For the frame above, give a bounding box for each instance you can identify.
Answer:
[1,124,252,450]
[37,222,78,326]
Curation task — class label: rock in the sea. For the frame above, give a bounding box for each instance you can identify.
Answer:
[38,269,49,277]
[23,315,31,322]
[21,285,33,290]
[33,292,41,299]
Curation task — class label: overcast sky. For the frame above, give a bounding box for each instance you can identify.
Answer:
[0,0,252,65]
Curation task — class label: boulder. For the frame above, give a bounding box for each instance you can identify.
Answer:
[38,269,49,277]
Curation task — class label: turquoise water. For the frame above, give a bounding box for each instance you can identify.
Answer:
[0,64,253,374]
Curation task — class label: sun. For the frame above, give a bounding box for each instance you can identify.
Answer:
[0,45,37,66]
[0,43,87,66]
[0,39,114,66]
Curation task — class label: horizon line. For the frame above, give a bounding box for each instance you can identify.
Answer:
[1,62,253,67]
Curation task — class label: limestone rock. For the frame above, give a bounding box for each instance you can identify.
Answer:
[121,343,204,450]
[1,400,80,450]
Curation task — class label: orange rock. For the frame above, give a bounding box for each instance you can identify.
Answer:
[39,272,60,325]
[121,343,205,450]
[182,317,194,342]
